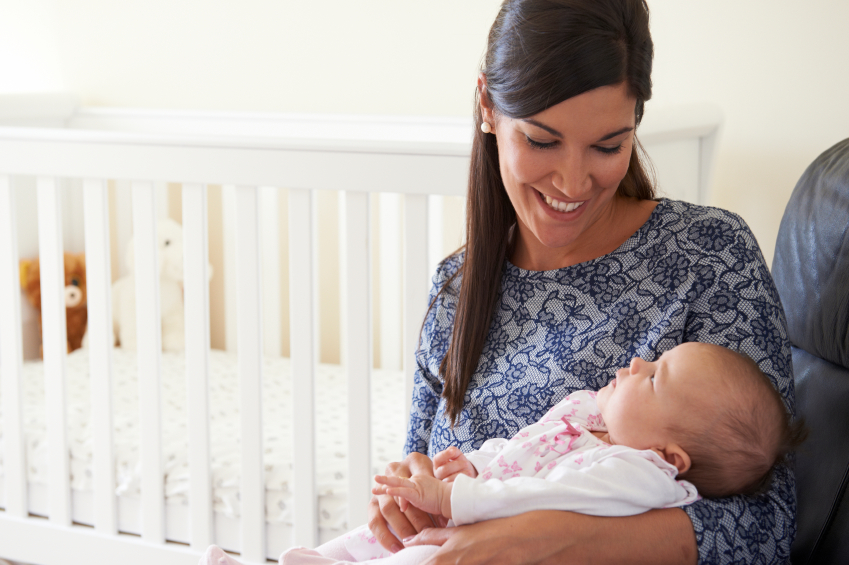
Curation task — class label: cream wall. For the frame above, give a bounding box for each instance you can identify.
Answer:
[3,0,848,359]
[648,0,849,266]
[51,0,503,114]
[0,0,63,92]
[5,0,847,263]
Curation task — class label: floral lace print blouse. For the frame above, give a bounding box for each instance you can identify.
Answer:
[404,199,796,564]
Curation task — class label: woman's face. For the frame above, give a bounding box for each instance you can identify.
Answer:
[481,81,637,270]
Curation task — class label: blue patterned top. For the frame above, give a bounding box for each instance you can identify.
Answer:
[404,199,796,564]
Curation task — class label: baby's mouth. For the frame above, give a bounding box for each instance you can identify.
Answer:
[539,191,585,213]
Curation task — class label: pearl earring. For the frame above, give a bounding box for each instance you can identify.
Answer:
[480,121,492,134]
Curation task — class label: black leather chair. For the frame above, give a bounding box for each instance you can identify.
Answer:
[772,138,849,564]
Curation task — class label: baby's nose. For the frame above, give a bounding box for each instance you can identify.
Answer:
[629,357,645,373]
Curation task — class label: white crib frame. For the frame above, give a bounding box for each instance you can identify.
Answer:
[0,93,721,565]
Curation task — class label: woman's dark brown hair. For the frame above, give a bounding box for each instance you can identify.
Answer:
[439,0,656,425]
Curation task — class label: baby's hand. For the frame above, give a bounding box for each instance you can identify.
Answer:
[372,473,453,519]
[433,446,477,482]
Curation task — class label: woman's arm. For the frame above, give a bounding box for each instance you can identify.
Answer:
[683,464,795,564]
[677,210,796,563]
[407,508,698,565]
[403,255,457,457]
[375,256,461,552]
[376,343,444,551]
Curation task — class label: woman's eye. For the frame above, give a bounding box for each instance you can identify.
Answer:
[525,136,558,150]
[650,375,655,384]
[595,144,624,155]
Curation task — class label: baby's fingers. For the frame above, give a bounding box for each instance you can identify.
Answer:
[383,486,418,506]
[434,459,465,480]
[432,446,462,468]
[374,474,415,489]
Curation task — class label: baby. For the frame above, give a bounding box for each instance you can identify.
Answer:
[203,342,804,565]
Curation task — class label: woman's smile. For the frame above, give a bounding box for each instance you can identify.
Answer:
[536,189,587,215]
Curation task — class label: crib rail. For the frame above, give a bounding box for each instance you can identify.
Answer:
[0,123,468,565]
[0,127,469,195]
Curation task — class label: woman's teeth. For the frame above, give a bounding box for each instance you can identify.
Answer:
[542,194,585,213]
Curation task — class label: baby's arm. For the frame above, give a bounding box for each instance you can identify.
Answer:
[448,450,699,526]
[432,446,478,481]
[371,447,482,522]
[373,473,454,519]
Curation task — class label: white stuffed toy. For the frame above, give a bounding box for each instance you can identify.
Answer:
[112,218,195,351]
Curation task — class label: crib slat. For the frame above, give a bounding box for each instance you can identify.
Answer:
[235,185,265,562]
[222,185,238,353]
[403,195,429,418]
[288,188,318,547]
[37,177,72,525]
[0,176,27,517]
[378,193,402,371]
[343,191,371,529]
[82,179,117,534]
[261,186,281,357]
[182,183,213,550]
[131,181,165,543]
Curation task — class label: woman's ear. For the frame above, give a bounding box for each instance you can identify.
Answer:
[660,444,691,475]
[477,73,495,127]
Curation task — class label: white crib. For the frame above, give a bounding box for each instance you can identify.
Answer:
[0,93,721,565]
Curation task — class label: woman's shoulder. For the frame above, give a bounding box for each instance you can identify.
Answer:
[650,199,762,257]
[655,198,752,232]
[420,249,465,340]
[431,248,465,293]
[656,198,751,235]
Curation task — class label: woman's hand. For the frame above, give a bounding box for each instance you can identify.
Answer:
[405,513,565,565]
[403,508,698,565]
[432,446,477,481]
[367,452,437,553]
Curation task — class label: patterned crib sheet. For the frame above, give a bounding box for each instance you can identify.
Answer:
[0,347,407,532]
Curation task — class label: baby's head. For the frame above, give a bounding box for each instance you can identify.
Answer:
[595,342,805,498]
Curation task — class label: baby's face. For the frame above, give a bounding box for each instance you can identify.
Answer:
[595,343,718,450]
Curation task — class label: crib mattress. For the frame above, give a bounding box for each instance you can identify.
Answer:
[0,347,408,547]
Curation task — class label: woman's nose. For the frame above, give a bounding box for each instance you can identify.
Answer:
[551,155,590,197]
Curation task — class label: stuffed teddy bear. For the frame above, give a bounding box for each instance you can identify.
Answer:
[112,218,212,351]
[19,252,88,355]
[112,217,188,351]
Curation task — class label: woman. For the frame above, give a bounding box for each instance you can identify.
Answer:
[368,0,796,563]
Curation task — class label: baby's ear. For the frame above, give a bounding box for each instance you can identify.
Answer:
[660,444,691,475]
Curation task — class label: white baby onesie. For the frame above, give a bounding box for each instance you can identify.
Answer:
[341,390,699,561]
